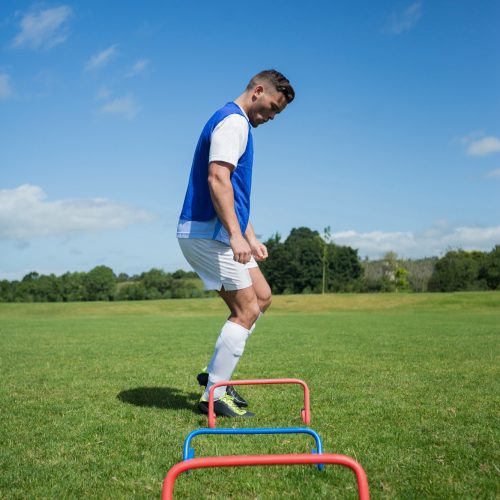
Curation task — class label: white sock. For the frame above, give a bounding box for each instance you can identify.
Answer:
[204,321,249,400]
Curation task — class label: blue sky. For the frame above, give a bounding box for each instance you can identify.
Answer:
[1,1,499,280]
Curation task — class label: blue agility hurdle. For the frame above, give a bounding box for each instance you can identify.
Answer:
[183,427,325,470]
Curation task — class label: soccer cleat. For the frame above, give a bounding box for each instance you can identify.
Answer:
[226,385,249,408]
[198,393,255,418]
[197,371,249,408]
[196,371,209,386]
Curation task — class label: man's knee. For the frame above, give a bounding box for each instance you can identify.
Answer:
[258,290,272,313]
[246,301,262,326]
[232,300,261,329]
[221,287,262,329]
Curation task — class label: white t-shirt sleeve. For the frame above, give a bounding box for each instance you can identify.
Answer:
[209,114,249,169]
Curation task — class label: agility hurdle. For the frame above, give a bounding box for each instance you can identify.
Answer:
[162,453,370,500]
[208,378,310,428]
[183,427,324,470]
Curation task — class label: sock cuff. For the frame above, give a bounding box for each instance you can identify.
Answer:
[224,320,250,335]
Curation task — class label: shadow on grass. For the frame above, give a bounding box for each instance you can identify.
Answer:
[117,387,199,411]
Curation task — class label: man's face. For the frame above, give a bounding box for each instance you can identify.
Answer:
[247,85,288,128]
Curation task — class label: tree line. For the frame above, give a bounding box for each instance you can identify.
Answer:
[259,228,499,293]
[261,228,436,293]
[427,246,500,291]
[1,227,498,302]
[0,268,206,303]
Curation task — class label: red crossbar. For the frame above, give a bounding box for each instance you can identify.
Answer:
[162,453,369,500]
[208,378,310,428]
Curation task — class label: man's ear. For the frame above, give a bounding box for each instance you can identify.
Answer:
[253,84,264,97]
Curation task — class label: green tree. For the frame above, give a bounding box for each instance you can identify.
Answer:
[84,266,116,301]
[395,267,410,291]
[141,268,173,298]
[259,234,298,294]
[36,274,62,302]
[261,228,363,294]
[328,244,364,292]
[480,245,500,290]
[117,283,147,300]
[0,280,15,302]
[428,250,484,292]
[116,272,130,283]
[16,272,41,302]
[172,269,197,279]
[60,272,86,302]
[284,227,323,293]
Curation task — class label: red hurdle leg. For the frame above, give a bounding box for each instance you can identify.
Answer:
[162,453,369,500]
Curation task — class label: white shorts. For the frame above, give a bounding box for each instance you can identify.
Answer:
[178,238,258,291]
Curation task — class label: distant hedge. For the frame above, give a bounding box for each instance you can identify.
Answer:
[428,246,500,292]
[0,267,207,303]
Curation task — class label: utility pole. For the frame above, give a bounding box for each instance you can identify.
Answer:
[322,226,331,294]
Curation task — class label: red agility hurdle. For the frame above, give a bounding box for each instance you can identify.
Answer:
[162,453,369,500]
[208,378,310,428]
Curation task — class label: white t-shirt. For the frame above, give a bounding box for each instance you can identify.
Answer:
[208,105,249,169]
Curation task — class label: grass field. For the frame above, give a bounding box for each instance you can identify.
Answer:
[1,292,499,499]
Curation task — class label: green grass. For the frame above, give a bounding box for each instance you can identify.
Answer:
[1,292,499,499]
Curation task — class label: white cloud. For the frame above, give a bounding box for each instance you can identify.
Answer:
[385,1,423,34]
[85,45,118,72]
[333,221,500,259]
[0,72,13,100]
[126,58,150,77]
[0,185,154,241]
[487,168,500,178]
[467,136,500,157]
[95,86,111,100]
[98,94,141,119]
[12,6,72,50]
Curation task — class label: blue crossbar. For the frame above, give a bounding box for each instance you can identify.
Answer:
[183,427,324,470]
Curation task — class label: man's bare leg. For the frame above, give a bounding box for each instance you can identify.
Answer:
[249,266,272,314]
[200,270,272,412]
[218,285,262,329]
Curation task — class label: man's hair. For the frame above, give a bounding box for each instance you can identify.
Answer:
[247,69,295,103]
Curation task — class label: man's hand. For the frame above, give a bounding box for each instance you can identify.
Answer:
[243,222,268,262]
[247,237,268,261]
[230,234,252,264]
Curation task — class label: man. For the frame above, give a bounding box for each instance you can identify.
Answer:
[177,69,295,417]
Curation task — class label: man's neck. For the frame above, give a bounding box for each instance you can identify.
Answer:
[234,93,250,116]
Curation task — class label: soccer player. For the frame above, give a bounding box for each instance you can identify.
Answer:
[177,70,295,417]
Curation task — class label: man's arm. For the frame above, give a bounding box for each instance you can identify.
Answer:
[244,221,268,261]
[208,161,252,264]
